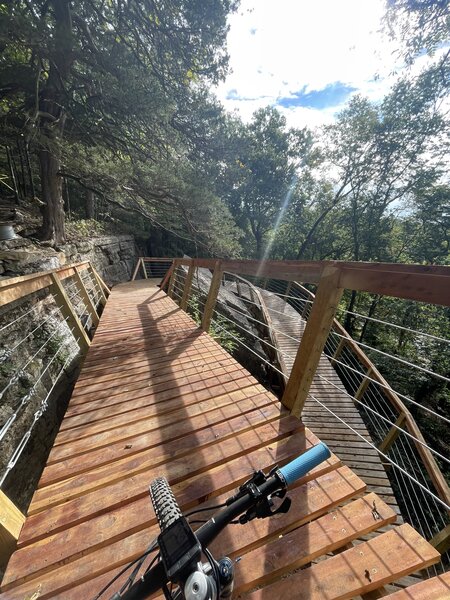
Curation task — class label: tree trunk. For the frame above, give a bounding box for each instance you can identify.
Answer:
[39,149,65,243]
[344,290,358,335]
[359,294,381,343]
[86,190,95,219]
[25,142,36,200]
[6,145,20,204]
[37,0,72,245]
[296,196,342,259]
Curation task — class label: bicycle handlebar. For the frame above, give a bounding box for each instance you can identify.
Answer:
[279,442,330,486]
[118,443,330,600]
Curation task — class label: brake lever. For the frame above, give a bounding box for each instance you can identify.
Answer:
[239,489,291,524]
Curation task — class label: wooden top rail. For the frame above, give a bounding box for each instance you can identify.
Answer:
[166,258,450,307]
[0,262,91,307]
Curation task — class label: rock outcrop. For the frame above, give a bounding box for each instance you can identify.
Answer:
[0,235,138,285]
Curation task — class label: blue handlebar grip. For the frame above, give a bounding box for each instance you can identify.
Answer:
[278,442,331,486]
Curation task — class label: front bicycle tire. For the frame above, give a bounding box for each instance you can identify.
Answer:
[149,477,182,531]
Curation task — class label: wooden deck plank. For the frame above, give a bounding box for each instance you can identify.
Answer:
[244,524,440,599]
[232,493,397,595]
[30,414,303,513]
[39,392,283,487]
[66,361,249,408]
[383,573,450,599]
[6,435,341,587]
[74,347,230,384]
[46,381,262,463]
[18,430,338,550]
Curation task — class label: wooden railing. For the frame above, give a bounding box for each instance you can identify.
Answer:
[0,262,109,351]
[131,257,173,281]
[149,256,450,555]
[281,280,450,509]
[0,261,110,565]
[163,258,449,410]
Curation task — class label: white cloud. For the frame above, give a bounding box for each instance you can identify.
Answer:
[215,0,404,128]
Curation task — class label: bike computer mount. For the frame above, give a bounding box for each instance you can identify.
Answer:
[158,516,202,581]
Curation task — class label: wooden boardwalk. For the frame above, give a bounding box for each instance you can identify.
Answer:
[0,280,440,599]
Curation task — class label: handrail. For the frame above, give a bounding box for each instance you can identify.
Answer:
[147,255,450,306]
[288,281,450,510]
[173,258,450,306]
[0,262,90,307]
[0,260,111,561]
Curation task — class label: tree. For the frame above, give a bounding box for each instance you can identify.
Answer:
[385,0,450,64]
[0,0,238,243]
[402,185,450,265]
[222,107,312,257]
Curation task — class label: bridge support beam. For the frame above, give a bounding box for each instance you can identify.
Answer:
[282,266,343,418]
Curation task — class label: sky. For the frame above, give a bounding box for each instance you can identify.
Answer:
[215,0,403,129]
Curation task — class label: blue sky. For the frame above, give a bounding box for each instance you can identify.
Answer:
[277,83,357,110]
[215,0,412,128]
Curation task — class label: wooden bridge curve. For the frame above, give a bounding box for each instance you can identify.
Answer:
[0,278,443,599]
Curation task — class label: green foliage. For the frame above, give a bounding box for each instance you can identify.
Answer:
[0,0,240,246]
[267,66,449,264]
[65,219,106,239]
[385,0,450,64]
[220,107,313,257]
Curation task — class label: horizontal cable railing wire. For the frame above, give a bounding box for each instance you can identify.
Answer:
[0,262,104,495]
[0,344,79,488]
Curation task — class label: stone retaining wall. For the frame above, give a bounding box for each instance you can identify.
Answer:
[0,235,138,286]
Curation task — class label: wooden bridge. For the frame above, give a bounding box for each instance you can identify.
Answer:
[0,259,449,599]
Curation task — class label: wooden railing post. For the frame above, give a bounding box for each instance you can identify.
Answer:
[201,261,223,332]
[354,367,373,400]
[141,258,148,279]
[284,280,293,299]
[180,264,194,311]
[0,490,25,566]
[160,262,174,292]
[330,337,347,365]
[73,266,99,328]
[88,265,108,306]
[378,413,407,453]
[282,266,343,418]
[131,259,141,281]
[300,299,310,319]
[50,273,91,354]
